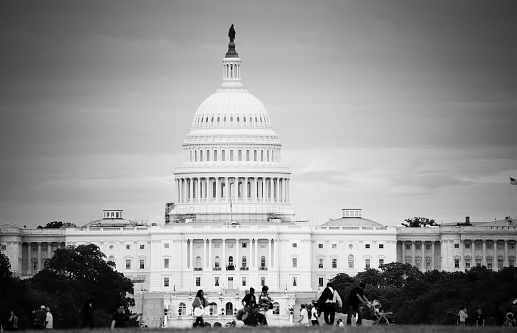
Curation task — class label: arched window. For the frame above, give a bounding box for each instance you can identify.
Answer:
[246,150,249,161]
[178,302,186,316]
[261,150,264,161]
[209,304,217,316]
[205,117,208,123]
[189,150,192,162]
[273,302,280,315]
[207,150,210,161]
[254,150,257,161]
[195,150,197,162]
[215,256,220,268]
[238,182,242,198]
[214,150,218,161]
[238,150,242,161]
[237,116,240,122]
[230,150,234,161]
[243,117,246,122]
[228,256,234,266]
[261,256,266,268]
[348,254,355,269]
[195,256,201,269]
[224,116,226,122]
[212,181,216,199]
[222,150,226,161]
[221,182,226,198]
[211,117,214,123]
[200,150,203,161]
[267,150,270,162]
[217,117,220,122]
[230,116,233,122]
[225,302,233,315]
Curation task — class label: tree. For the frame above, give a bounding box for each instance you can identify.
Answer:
[0,251,12,279]
[37,221,76,229]
[30,244,134,328]
[401,217,438,227]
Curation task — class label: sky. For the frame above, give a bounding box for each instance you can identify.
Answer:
[1,0,517,228]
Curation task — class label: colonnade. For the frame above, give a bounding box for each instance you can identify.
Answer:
[23,241,65,274]
[186,238,275,270]
[175,176,290,204]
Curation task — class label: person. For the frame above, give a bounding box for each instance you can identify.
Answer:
[337,319,344,327]
[7,311,18,331]
[298,304,309,326]
[45,307,53,330]
[475,308,485,327]
[110,304,142,329]
[82,292,96,328]
[507,312,517,327]
[191,289,208,327]
[242,287,256,309]
[347,282,370,326]
[258,285,273,325]
[33,306,47,330]
[458,306,468,326]
[318,282,342,325]
[311,303,320,325]
[241,288,261,326]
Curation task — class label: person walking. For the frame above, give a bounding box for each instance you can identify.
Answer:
[311,303,320,325]
[347,282,370,326]
[317,282,342,325]
[458,306,468,326]
[110,304,142,329]
[298,304,309,326]
[7,311,18,331]
[44,307,53,330]
[192,289,208,328]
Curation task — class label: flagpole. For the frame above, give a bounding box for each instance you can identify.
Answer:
[510,175,512,218]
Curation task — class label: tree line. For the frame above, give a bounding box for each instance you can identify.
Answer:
[0,244,133,329]
[330,262,517,325]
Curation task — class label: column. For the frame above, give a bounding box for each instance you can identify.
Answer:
[216,177,221,202]
[197,178,201,203]
[505,240,509,267]
[461,239,465,269]
[401,241,406,264]
[421,242,425,270]
[252,178,256,202]
[244,177,248,202]
[208,239,212,268]
[182,178,186,203]
[252,239,256,268]
[411,241,415,266]
[188,239,192,269]
[236,239,240,268]
[287,179,290,202]
[225,177,229,202]
[482,240,487,266]
[269,239,273,268]
[431,241,435,269]
[37,242,42,271]
[203,239,207,268]
[48,242,52,259]
[222,239,226,269]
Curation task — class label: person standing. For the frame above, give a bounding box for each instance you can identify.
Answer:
[458,306,468,326]
[298,304,309,326]
[258,285,273,325]
[475,308,485,327]
[347,282,370,326]
[33,306,47,330]
[110,304,142,329]
[82,292,96,329]
[44,308,53,330]
[192,289,208,328]
[7,311,18,331]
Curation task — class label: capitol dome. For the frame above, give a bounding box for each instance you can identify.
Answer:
[169,30,293,224]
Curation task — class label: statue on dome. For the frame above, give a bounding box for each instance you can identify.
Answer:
[228,23,236,42]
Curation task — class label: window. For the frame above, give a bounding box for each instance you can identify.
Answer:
[222,150,226,161]
[292,258,298,268]
[511,243,516,250]
[242,277,247,286]
[215,256,220,268]
[416,244,421,250]
[1,245,6,250]
[465,243,471,249]
[454,244,459,249]
[261,277,266,286]
[196,256,202,269]
[318,277,324,287]
[261,256,266,268]
[238,150,242,161]
[273,302,280,315]
[164,258,169,268]
[292,243,297,248]
[379,244,384,249]
[164,277,169,287]
[405,244,411,250]
[139,259,145,269]
[230,150,234,161]
[214,150,218,161]
[242,256,247,268]
[487,243,493,249]
[140,244,145,250]
[476,258,482,267]
[254,150,257,161]
[426,244,431,250]
[164,243,169,249]
[487,261,493,269]
[178,303,186,316]
[318,244,323,249]
[242,243,247,248]
[348,255,354,269]
[207,150,210,161]
[365,258,371,269]
[196,277,201,286]
[454,259,460,268]
[365,244,370,249]
[379,259,384,266]
[332,258,337,269]
[125,260,131,269]
[246,150,249,161]
[215,277,219,286]
[226,302,233,316]
[318,259,324,268]
[292,277,297,286]
[510,259,515,267]
[465,260,471,269]
[126,245,131,250]
[332,244,337,249]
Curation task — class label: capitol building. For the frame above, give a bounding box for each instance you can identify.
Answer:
[1,28,517,328]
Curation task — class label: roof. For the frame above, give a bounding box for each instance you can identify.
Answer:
[320,217,384,228]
